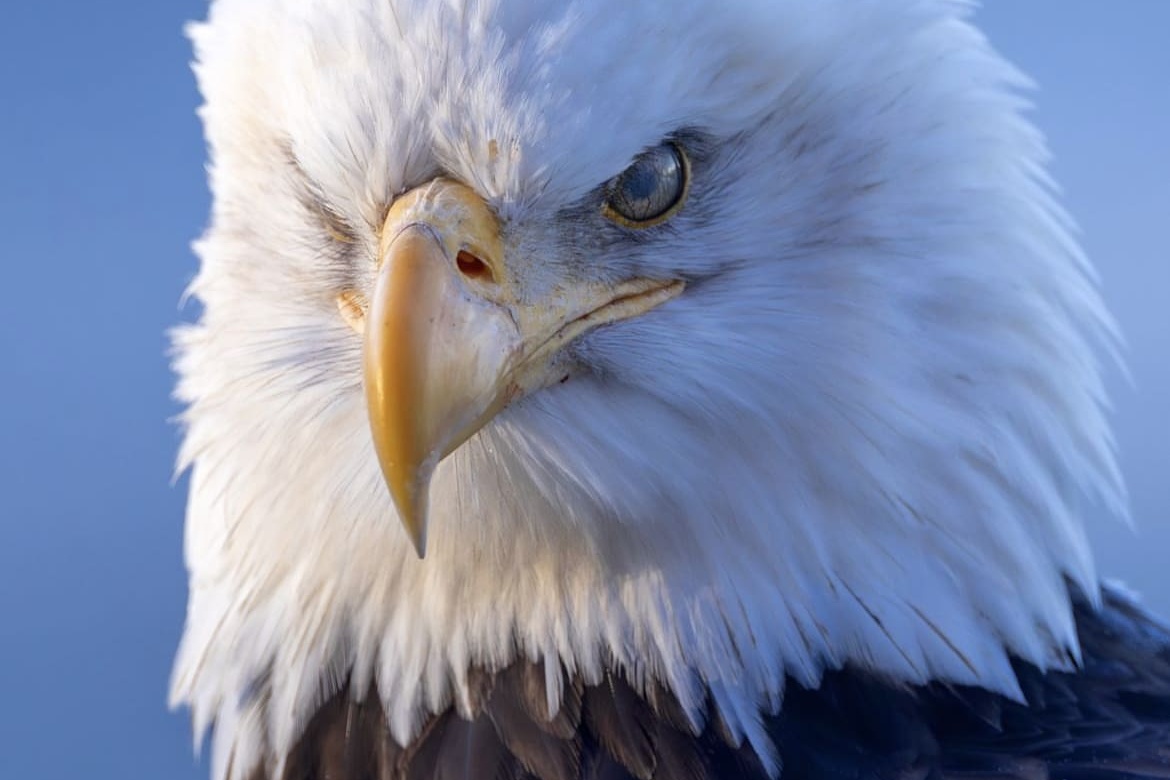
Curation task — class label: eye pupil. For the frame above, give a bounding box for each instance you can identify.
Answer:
[621,166,661,203]
[603,143,689,227]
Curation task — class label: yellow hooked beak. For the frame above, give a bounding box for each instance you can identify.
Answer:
[339,179,684,557]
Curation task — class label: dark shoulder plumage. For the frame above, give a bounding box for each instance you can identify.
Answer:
[259,588,1170,780]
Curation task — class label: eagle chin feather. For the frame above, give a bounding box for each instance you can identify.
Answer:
[170,1,1163,779]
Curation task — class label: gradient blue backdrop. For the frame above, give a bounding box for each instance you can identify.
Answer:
[0,4,1165,778]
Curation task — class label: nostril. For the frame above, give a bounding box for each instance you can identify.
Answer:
[456,250,494,283]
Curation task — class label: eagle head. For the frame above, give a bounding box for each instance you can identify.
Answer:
[171,1,1124,776]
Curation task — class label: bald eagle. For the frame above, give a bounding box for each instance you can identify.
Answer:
[170,1,1170,778]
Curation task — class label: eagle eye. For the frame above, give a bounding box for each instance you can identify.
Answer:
[602,142,690,228]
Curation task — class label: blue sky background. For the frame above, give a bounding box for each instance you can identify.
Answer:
[0,3,1165,779]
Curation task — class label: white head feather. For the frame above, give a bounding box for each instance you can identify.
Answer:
[170,1,1125,777]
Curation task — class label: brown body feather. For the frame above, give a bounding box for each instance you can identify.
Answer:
[256,590,1170,780]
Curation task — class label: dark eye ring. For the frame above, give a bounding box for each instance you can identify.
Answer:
[601,142,690,228]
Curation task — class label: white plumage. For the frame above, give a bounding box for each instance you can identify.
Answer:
[171,2,1132,778]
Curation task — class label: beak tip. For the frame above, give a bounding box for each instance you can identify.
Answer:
[391,488,430,560]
